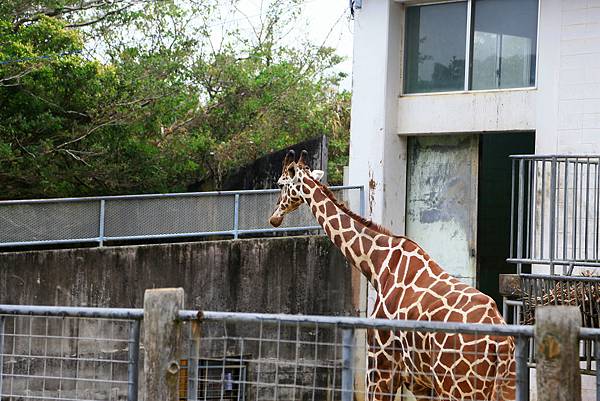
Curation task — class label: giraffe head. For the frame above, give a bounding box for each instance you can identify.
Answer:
[269,149,324,227]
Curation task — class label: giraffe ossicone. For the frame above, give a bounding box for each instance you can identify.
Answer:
[269,149,516,401]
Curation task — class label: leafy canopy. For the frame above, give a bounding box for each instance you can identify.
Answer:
[0,0,350,199]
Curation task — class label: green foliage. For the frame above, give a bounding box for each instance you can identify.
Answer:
[0,0,350,199]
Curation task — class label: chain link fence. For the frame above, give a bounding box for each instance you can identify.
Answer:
[0,186,364,249]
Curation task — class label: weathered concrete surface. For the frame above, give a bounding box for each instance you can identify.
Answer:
[0,235,354,315]
[0,236,353,401]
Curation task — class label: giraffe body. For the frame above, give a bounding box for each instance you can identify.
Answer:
[269,150,515,401]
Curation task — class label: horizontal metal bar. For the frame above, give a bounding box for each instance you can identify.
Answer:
[183,310,536,337]
[0,227,325,247]
[0,305,143,320]
[236,226,322,235]
[505,300,524,306]
[520,273,600,282]
[507,258,600,268]
[0,185,363,205]
[510,154,600,160]
[3,372,130,385]
[0,238,100,248]
[3,305,599,340]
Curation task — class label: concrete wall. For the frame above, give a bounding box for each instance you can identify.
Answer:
[0,236,353,314]
[0,236,354,401]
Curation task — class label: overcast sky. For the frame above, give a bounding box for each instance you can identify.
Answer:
[231,0,354,89]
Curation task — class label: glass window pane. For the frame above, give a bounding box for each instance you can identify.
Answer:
[404,2,467,94]
[471,0,538,90]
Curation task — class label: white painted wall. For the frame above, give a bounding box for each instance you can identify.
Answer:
[536,0,600,154]
[397,89,536,134]
[348,0,405,233]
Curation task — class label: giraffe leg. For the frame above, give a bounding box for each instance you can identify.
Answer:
[366,330,403,401]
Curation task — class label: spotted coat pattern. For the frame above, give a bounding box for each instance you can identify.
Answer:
[269,151,516,401]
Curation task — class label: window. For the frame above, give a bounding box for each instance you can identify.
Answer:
[404,0,538,94]
[404,2,467,93]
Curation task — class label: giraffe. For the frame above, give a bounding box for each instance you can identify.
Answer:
[269,150,516,401]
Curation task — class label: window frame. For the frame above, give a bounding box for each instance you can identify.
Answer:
[401,0,540,96]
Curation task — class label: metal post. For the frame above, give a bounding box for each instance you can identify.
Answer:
[233,194,240,239]
[359,186,365,217]
[187,322,201,401]
[341,328,354,401]
[0,316,4,397]
[549,158,557,275]
[596,337,600,401]
[517,159,525,274]
[99,199,106,247]
[128,320,141,401]
[515,334,529,401]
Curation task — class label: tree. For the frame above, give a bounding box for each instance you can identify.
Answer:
[0,0,350,199]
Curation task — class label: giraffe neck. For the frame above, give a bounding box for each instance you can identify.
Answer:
[299,176,388,285]
[298,175,447,293]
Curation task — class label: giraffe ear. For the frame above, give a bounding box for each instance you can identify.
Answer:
[310,170,324,181]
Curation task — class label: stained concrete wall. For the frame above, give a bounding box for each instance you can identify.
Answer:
[0,236,353,401]
[0,236,353,314]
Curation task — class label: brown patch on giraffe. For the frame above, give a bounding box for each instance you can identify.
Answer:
[325,201,336,216]
[466,308,486,322]
[349,237,361,257]
[361,236,373,254]
[333,235,342,247]
[456,378,473,394]
[317,216,325,226]
[303,177,316,188]
[359,261,371,275]
[312,188,326,202]
[319,204,326,214]
[342,230,354,242]
[402,257,423,284]
[311,205,317,214]
[302,185,310,194]
[370,249,389,267]
[324,225,331,237]
[402,240,418,252]
[388,250,401,271]
[340,215,351,229]
[330,218,340,230]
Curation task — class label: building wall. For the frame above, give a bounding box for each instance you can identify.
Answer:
[537,0,600,154]
[349,0,600,327]
[349,0,600,259]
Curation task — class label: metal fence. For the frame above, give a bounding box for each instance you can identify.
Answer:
[508,155,600,274]
[0,186,364,248]
[2,303,600,401]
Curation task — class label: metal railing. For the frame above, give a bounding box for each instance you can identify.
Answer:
[0,186,364,248]
[509,155,600,274]
[2,301,599,401]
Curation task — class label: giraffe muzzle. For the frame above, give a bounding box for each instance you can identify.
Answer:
[269,215,284,227]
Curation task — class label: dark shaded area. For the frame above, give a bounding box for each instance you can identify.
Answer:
[477,132,534,307]
[191,136,328,191]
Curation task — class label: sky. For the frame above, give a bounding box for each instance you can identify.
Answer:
[228,0,355,89]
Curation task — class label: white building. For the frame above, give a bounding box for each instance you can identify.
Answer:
[349,0,600,303]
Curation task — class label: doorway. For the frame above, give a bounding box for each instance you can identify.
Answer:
[477,132,535,307]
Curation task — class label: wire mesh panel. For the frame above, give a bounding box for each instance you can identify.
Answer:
[237,187,353,233]
[0,314,137,400]
[0,201,100,244]
[0,186,363,247]
[182,317,524,401]
[104,195,235,238]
